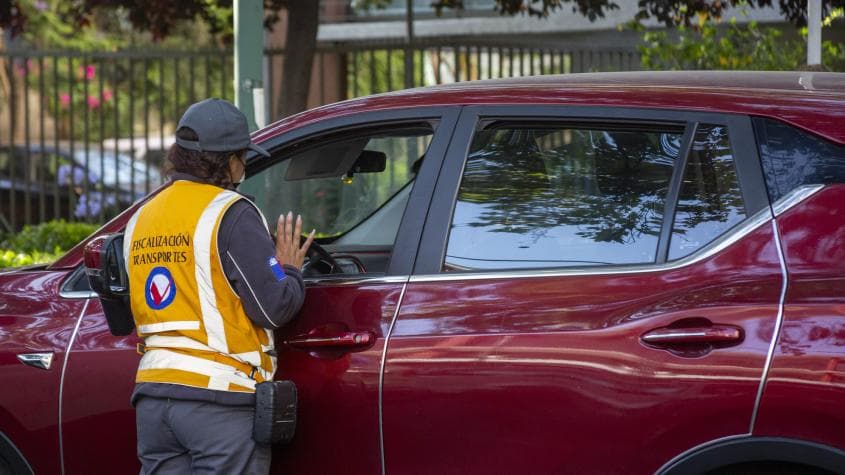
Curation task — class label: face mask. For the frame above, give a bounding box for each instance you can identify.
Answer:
[231,157,246,188]
[233,168,246,188]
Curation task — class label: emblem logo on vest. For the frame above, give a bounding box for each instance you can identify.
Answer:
[145,267,176,310]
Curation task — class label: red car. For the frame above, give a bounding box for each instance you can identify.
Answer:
[2,71,845,475]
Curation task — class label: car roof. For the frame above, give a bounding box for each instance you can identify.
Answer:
[428,71,845,93]
[254,71,845,146]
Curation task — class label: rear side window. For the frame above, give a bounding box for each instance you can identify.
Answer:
[753,117,845,202]
[443,125,680,270]
[669,124,745,260]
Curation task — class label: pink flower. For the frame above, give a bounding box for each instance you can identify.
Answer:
[14,61,28,77]
[87,95,100,109]
[79,64,95,80]
[102,89,113,101]
[60,93,70,108]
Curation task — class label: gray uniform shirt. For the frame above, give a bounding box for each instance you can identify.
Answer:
[132,173,306,406]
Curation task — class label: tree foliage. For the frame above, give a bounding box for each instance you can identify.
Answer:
[639,8,845,71]
[3,0,843,119]
[431,0,845,26]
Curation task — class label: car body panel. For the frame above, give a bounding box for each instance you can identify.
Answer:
[754,184,845,447]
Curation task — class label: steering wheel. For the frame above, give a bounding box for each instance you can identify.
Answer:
[301,239,343,276]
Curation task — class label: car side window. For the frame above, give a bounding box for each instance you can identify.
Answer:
[240,124,434,275]
[753,117,845,202]
[443,124,681,271]
[669,124,745,260]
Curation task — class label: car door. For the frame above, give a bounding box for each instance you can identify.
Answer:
[382,106,781,474]
[240,107,459,474]
[0,267,87,475]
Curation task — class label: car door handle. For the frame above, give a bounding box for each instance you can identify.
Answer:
[641,324,743,346]
[286,331,375,350]
[17,352,54,370]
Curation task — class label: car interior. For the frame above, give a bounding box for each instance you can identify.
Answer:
[241,124,434,278]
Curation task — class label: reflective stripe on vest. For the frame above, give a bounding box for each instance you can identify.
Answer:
[125,181,276,392]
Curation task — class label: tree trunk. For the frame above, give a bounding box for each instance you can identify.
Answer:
[277,1,319,118]
[0,33,10,105]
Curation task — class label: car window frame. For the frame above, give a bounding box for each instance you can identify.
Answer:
[412,105,768,277]
[245,106,462,282]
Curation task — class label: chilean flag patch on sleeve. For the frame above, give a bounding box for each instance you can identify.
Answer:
[267,256,286,281]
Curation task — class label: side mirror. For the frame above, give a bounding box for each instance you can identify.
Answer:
[84,233,135,336]
[84,233,129,297]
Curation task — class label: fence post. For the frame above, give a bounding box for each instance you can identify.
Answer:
[234,0,264,130]
[404,0,415,89]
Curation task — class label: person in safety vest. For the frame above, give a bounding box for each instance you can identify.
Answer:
[125,98,314,474]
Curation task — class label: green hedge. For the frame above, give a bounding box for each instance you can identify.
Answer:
[0,249,64,268]
[0,220,99,269]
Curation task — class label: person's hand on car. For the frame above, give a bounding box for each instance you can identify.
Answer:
[275,211,315,269]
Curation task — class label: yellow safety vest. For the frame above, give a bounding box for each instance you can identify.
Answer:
[124,180,276,393]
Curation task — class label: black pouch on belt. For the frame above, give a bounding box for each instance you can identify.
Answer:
[253,380,297,445]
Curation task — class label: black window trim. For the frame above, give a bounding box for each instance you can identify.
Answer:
[247,106,463,280]
[413,105,769,277]
[656,121,697,264]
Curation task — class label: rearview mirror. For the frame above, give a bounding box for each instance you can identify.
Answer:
[348,150,386,174]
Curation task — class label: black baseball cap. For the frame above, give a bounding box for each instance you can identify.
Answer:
[175,98,270,158]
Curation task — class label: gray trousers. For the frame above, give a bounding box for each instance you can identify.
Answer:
[136,397,271,475]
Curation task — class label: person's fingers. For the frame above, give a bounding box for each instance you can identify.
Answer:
[285,211,293,245]
[300,229,316,255]
[294,215,302,244]
[296,230,316,264]
[275,214,285,252]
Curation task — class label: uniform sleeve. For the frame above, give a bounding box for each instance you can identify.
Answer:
[218,200,306,329]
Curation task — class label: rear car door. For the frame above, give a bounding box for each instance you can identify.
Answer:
[239,107,458,474]
[382,106,782,474]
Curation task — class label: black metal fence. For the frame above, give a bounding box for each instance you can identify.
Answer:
[0,49,233,231]
[1,43,638,232]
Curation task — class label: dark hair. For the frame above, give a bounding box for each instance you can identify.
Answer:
[166,127,246,188]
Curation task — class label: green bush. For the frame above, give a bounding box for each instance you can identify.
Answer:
[638,9,845,72]
[0,220,99,269]
[0,249,64,269]
[1,220,99,254]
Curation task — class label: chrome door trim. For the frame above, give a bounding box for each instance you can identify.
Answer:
[772,184,823,217]
[749,219,789,433]
[378,283,407,475]
[304,275,409,287]
[58,298,90,475]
